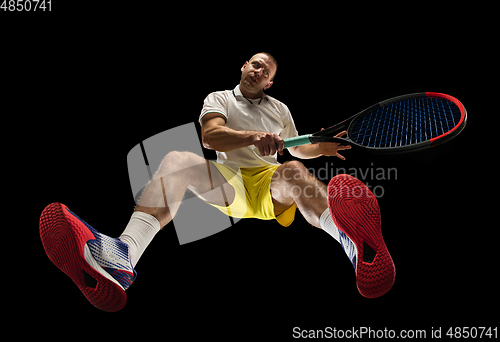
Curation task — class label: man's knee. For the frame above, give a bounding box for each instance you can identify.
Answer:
[164,150,203,166]
[157,151,205,177]
[162,150,196,164]
[281,160,308,181]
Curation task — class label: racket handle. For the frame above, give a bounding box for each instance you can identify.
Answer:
[282,134,312,148]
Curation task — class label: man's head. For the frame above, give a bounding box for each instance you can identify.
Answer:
[239,52,278,99]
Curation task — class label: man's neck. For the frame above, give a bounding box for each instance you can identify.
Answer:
[239,83,264,99]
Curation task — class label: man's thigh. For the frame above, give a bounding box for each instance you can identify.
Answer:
[188,159,235,207]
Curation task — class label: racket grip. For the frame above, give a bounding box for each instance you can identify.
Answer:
[282,135,312,148]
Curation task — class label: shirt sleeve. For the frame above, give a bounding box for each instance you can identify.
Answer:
[280,104,299,139]
[199,91,229,123]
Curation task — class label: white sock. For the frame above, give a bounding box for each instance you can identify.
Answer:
[319,207,358,270]
[319,208,339,242]
[119,211,161,268]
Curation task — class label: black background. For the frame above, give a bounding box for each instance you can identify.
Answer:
[8,2,495,339]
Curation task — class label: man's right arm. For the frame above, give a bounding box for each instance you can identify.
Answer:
[201,113,284,156]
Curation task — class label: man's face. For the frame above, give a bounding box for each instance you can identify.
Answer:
[240,54,277,98]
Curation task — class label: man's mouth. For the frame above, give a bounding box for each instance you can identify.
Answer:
[249,76,256,84]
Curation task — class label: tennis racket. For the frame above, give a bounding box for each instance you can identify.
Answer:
[284,92,467,154]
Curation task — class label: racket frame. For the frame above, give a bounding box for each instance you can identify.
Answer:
[283,92,467,154]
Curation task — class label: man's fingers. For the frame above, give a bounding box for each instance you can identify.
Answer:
[276,141,284,155]
[336,152,346,160]
[264,134,274,156]
[257,143,265,157]
[254,133,285,156]
[335,130,347,138]
[338,145,352,150]
[275,136,285,156]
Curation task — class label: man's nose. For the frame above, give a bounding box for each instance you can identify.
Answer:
[254,68,262,77]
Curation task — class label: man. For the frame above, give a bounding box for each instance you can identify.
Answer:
[39,53,395,312]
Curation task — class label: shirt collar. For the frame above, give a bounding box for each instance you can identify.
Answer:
[232,84,268,105]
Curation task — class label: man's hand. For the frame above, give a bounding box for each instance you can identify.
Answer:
[253,132,284,156]
[318,130,352,160]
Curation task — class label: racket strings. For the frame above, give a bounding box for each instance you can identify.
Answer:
[349,97,461,148]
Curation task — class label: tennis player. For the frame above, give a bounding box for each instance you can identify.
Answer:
[39,52,395,312]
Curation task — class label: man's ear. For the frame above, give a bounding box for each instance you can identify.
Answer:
[241,61,249,72]
[264,80,273,90]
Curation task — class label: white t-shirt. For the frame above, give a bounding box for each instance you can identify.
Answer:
[199,85,299,168]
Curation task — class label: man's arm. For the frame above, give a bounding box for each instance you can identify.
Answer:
[288,131,352,160]
[201,113,285,156]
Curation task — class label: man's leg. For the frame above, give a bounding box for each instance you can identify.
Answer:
[270,160,395,298]
[134,150,234,227]
[121,151,235,266]
[39,151,235,312]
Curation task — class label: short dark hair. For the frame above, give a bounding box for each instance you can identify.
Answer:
[251,52,278,80]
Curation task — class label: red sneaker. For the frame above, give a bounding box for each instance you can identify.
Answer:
[39,203,136,312]
[328,174,395,298]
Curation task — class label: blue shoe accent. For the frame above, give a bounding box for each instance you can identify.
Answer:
[65,207,137,290]
[338,230,358,272]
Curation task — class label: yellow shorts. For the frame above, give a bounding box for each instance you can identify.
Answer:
[207,161,297,227]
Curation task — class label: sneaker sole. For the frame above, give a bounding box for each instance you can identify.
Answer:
[39,202,127,312]
[328,175,395,298]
